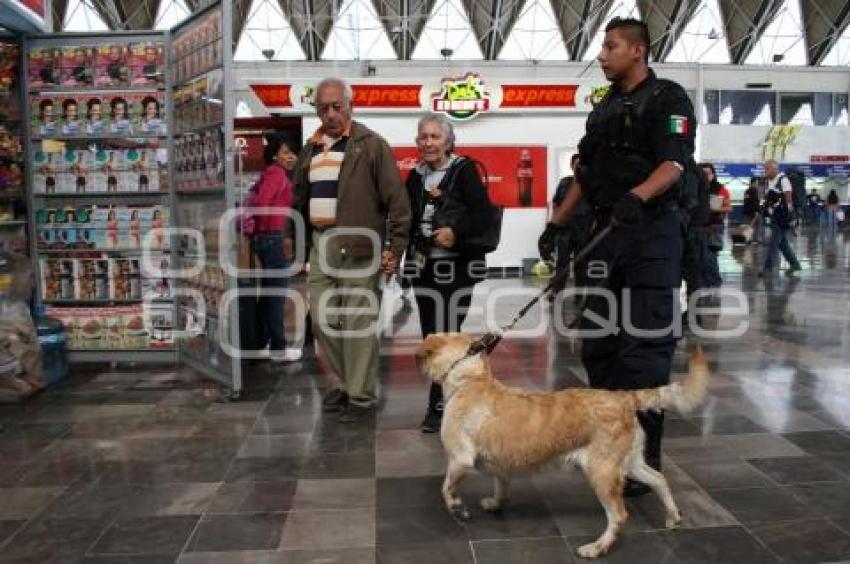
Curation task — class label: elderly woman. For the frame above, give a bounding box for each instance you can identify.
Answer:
[404,113,490,433]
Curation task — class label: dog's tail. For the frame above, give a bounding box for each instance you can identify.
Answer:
[634,345,708,415]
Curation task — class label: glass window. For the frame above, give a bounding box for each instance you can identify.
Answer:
[833,93,849,126]
[703,89,720,124]
[779,93,814,125]
[719,90,776,125]
[812,93,833,125]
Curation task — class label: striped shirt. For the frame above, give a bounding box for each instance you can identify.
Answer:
[308,129,349,227]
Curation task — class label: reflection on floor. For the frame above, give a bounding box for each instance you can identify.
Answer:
[1,229,849,563]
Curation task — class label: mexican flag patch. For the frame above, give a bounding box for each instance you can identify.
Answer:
[669,115,689,135]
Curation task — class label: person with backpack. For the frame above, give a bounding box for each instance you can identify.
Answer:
[760,159,802,276]
[537,17,695,497]
[404,113,494,433]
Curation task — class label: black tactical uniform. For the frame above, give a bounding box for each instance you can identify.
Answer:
[577,69,696,471]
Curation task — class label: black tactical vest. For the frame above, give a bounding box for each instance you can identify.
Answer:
[581,74,673,208]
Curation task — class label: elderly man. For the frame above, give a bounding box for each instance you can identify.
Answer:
[284,78,410,423]
[760,159,802,276]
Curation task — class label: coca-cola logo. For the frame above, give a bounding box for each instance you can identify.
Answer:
[397,157,418,171]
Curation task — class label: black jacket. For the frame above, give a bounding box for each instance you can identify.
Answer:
[406,156,489,258]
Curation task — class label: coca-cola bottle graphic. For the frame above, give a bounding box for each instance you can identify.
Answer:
[517,149,533,207]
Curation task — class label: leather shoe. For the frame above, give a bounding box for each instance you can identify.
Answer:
[322,388,348,413]
[339,403,374,423]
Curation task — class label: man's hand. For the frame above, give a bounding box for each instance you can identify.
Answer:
[612,192,645,226]
[433,227,455,249]
[381,249,400,281]
[283,238,294,260]
[537,223,560,262]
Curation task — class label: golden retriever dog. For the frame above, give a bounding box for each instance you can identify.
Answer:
[415,333,709,559]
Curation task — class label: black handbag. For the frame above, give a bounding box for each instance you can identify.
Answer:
[438,158,503,255]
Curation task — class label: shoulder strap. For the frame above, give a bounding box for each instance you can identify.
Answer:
[633,79,675,119]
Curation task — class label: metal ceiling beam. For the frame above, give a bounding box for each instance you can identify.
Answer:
[804,0,850,65]
[88,0,160,29]
[639,0,702,62]
[371,0,435,60]
[232,0,252,52]
[551,0,613,61]
[279,0,338,61]
[461,0,526,60]
[720,0,784,64]
[52,0,69,31]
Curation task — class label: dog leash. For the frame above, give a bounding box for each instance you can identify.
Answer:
[435,223,614,381]
[465,223,614,358]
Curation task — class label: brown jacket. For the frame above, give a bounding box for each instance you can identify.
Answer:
[286,120,410,259]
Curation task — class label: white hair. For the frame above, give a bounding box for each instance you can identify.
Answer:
[417,112,456,154]
[316,77,353,105]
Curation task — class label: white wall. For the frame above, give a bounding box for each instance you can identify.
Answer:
[701,125,850,163]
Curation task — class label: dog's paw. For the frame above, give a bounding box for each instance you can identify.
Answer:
[480,497,502,513]
[665,511,682,529]
[576,542,606,559]
[448,502,470,523]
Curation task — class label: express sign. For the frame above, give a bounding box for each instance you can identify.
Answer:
[248,75,590,116]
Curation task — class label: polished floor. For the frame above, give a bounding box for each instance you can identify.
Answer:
[1,229,850,563]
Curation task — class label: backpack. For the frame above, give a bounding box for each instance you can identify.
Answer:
[437,157,503,254]
[764,188,793,228]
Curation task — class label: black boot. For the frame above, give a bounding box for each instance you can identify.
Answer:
[624,410,665,498]
[421,383,444,434]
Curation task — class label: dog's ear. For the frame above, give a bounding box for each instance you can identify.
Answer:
[415,334,446,363]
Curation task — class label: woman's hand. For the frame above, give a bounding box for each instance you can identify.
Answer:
[433,227,455,248]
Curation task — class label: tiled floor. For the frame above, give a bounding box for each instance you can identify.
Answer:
[1,229,850,563]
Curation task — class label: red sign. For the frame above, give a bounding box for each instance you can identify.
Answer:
[810,155,849,163]
[352,85,421,108]
[393,145,548,209]
[250,84,293,108]
[15,0,45,17]
[500,85,579,108]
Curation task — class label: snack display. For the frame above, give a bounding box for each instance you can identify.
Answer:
[46,305,173,350]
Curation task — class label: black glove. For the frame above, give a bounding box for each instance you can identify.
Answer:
[612,192,645,226]
[538,222,561,262]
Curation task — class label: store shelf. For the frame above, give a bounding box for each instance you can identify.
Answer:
[34,191,170,199]
[68,348,175,364]
[31,134,167,142]
[28,85,166,95]
[37,248,170,255]
[175,185,225,195]
[173,122,224,137]
[43,297,173,305]
[171,64,223,92]
[0,220,27,227]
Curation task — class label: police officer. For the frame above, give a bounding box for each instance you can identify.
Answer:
[538,17,696,497]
